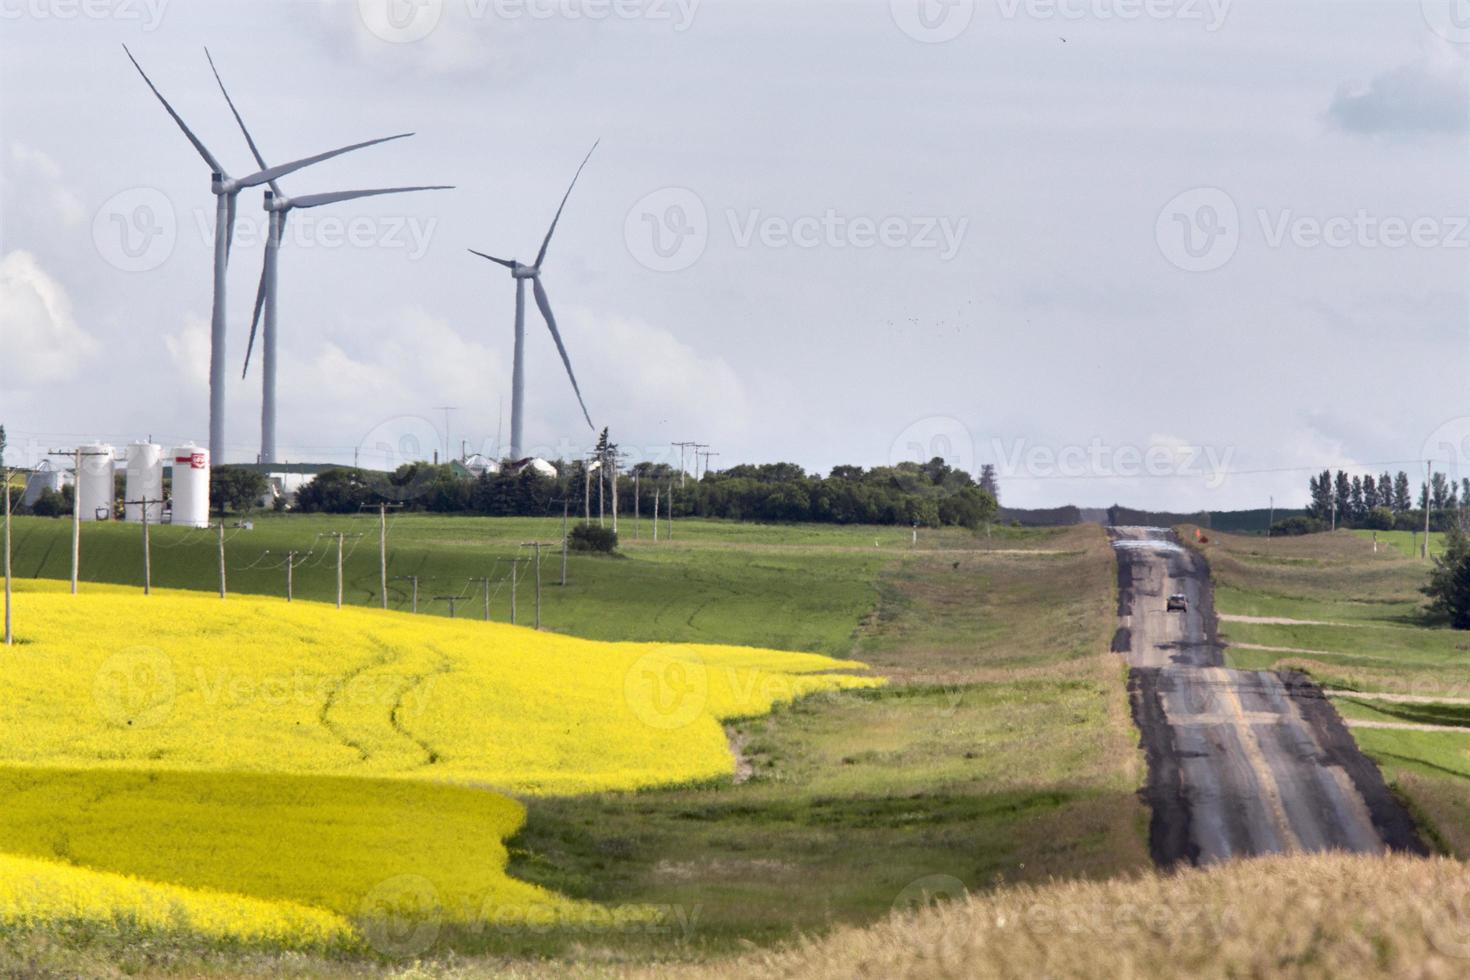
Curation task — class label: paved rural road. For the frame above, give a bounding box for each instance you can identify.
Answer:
[1110,527,1426,865]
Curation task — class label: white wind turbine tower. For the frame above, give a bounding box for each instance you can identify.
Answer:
[469,142,599,460]
[124,45,409,463]
[203,52,452,465]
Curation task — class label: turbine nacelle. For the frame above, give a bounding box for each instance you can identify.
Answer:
[263,190,291,212]
[512,263,538,279]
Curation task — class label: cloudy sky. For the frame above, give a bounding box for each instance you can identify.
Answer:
[1,0,1466,509]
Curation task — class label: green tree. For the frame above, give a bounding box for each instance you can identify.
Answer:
[1423,524,1470,629]
[294,468,386,513]
[1394,471,1412,512]
[210,466,269,515]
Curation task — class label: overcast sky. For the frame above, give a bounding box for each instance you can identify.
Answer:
[1,0,1466,509]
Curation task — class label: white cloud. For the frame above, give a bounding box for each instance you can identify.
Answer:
[3,143,86,230]
[0,250,98,388]
[162,315,211,391]
[1329,44,1470,136]
[566,306,750,451]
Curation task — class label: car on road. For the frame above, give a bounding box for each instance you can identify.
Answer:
[1166,593,1188,612]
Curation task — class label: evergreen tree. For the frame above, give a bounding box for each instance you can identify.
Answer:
[1334,470,1352,523]
[1350,475,1365,521]
[978,464,999,504]
[1363,474,1378,511]
[1308,470,1333,520]
[1423,524,1470,630]
[1380,472,1395,509]
[1394,471,1412,512]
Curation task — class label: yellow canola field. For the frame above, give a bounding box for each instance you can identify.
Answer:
[0,850,352,947]
[0,581,879,793]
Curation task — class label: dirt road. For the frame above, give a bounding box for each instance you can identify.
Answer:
[1110,527,1425,865]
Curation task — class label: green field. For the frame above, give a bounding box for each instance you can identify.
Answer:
[1196,528,1470,856]
[0,517,1147,973]
[4,514,1017,654]
[1350,528,1449,559]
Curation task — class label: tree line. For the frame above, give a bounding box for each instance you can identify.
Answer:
[1298,468,1470,532]
[293,457,1000,529]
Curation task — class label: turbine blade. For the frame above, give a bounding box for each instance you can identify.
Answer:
[122,44,225,174]
[289,185,453,209]
[236,135,416,189]
[468,249,516,269]
[534,139,599,269]
[242,243,268,378]
[224,191,238,263]
[204,46,278,196]
[531,277,593,430]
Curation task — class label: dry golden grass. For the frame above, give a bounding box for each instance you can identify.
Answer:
[609,853,1470,980]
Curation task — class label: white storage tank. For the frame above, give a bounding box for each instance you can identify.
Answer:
[169,444,210,528]
[124,442,165,523]
[76,442,116,521]
[22,461,67,508]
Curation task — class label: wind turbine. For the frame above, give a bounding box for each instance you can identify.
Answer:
[123,45,410,464]
[469,142,599,461]
[203,52,452,465]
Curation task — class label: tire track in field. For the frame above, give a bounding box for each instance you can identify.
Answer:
[389,645,454,768]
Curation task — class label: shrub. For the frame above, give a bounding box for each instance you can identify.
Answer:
[1270,516,1326,536]
[569,523,618,553]
[1423,525,1470,630]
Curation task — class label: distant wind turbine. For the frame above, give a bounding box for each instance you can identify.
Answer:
[124,45,409,464]
[203,51,452,465]
[469,142,599,460]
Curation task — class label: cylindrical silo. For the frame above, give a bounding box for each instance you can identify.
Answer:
[76,442,116,521]
[124,443,164,523]
[169,444,210,528]
[22,462,66,508]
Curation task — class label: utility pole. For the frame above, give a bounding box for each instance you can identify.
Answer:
[217,521,227,599]
[673,442,697,488]
[3,464,11,646]
[653,486,660,542]
[690,443,709,481]
[610,453,619,535]
[318,532,361,609]
[435,593,460,618]
[123,497,160,595]
[511,559,518,624]
[285,550,299,602]
[667,481,674,540]
[521,542,545,629]
[560,498,569,586]
[366,502,403,610]
[1425,460,1433,560]
[391,574,419,612]
[697,450,719,482]
[634,471,640,540]
[50,447,108,595]
[478,576,491,621]
[584,458,594,522]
